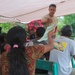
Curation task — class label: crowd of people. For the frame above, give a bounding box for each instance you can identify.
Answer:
[0,4,75,75]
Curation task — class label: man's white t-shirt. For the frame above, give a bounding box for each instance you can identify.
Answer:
[49,36,75,75]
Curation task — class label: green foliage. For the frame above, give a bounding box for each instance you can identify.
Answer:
[14,22,26,29]
[58,17,65,30]
[0,22,26,33]
[57,17,65,37]
[64,14,75,25]
[71,23,75,34]
[70,22,75,39]
[0,23,13,33]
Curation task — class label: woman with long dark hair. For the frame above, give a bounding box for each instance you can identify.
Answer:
[0,26,55,75]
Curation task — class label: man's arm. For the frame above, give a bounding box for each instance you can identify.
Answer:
[41,18,52,25]
[43,30,54,53]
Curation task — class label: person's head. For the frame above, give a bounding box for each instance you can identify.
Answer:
[7,26,26,47]
[49,4,56,17]
[7,26,29,75]
[61,25,73,37]
[36,27,45,38]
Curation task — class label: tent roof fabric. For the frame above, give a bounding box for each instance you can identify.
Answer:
[0,0,75,23]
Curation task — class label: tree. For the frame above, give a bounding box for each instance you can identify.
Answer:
[58,17,65,29]
[64,14,75,25]
[0,23,13,33]
[0,22,26,33]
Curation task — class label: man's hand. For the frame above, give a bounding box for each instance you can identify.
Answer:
[47,18,52,23]
[41,18,52,24]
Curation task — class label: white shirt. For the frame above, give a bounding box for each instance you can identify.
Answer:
[49,36,75,75]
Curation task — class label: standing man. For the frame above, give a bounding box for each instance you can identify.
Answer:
[41,4,58,34]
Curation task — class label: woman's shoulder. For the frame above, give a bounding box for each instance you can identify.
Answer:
[25,45,44,55]
[26,45,44,50]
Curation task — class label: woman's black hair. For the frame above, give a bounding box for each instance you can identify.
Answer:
[7,26,29,75]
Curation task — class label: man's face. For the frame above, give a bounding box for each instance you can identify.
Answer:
[49,6,56,17]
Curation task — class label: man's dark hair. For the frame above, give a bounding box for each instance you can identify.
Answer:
[49,4,56,8]
[61,25,73,37]
[36,27,45,38]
